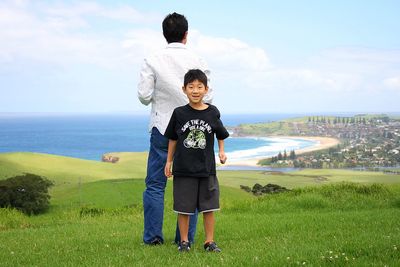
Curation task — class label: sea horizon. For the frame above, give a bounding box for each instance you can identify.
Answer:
[2,111,399,117]
[0,113,324,162]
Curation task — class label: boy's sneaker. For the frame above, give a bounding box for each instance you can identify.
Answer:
[204,241,221,252]
[178,241,191,252]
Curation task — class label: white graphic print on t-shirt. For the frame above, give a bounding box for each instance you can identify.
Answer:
[181,119,211,150]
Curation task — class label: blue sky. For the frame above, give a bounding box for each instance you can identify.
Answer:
[1,0,399,114]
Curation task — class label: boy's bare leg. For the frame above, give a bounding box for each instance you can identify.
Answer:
[178,214,190,242]
[203,211,215,244]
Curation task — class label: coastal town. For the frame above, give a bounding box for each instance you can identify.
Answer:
[235,114,400,169]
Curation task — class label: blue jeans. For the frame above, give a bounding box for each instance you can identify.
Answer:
[143,127,198,244]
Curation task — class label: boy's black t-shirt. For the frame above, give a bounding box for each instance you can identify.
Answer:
[164,104,229,178]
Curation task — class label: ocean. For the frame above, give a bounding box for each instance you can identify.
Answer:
[0,113,316,162]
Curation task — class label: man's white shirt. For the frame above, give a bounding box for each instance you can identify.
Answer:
[138,42,212,134]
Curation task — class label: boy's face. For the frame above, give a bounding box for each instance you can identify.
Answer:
[182,79,208,105]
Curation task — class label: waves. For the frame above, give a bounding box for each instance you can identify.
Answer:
[224,136,318,162]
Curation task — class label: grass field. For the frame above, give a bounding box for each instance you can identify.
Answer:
[1,152,400,266]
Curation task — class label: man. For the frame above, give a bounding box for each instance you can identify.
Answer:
[138,12,212,245]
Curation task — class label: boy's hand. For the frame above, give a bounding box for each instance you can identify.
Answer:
[164,161,173,178]
[219,152,227,164]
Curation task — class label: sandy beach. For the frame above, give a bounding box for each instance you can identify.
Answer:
[223,136,340,167]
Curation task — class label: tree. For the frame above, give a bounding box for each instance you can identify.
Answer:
[0,173,53,215]
[277,152,283,161]
[290,150,296,160]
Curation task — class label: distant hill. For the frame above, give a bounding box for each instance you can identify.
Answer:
[231,113,397,136]
[0,152,148,184]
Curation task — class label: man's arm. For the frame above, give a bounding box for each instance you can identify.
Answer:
[201,63,213,104]
[164,140,177,177]
[137,58,155,106]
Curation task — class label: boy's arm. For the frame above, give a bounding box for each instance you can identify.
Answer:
[218,139,227,164]
[164,140,177,178]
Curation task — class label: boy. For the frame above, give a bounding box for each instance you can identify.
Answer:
[164,69,229,252]
[138,12,212,245]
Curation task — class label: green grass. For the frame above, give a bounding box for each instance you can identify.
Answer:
[1,152,400,266]
[0,152,147,183]
[1,181,399,266]
[235,121,294,136]
[218,168,400,189]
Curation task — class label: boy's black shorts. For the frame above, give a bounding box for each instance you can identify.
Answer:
[173,175,220,215]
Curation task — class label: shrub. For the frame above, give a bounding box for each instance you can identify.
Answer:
[80,207,105,217]
[0,173,53,215]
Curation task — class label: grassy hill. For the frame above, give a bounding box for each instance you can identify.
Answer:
[1,152,400,266]
[0,152,147,183]
[2,152,399,190]
[232,113,397,136]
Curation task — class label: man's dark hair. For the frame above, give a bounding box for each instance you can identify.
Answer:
[184,69,208,88]
[162,12,188,43]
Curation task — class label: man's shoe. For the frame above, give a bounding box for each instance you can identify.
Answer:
[204,241,221,252]
[149,237,163,245]
[178,241,191,252]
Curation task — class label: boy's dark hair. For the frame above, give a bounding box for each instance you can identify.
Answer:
[162,12,188,43]
[184,69,208,88]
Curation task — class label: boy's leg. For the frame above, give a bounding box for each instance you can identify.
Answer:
[143,127,168,244]
[203,211,215,244]
[203,211,221,252]
[198,175,221,252]
[173,176,199,245]
[178,214,190,242]
[174,211,198,244]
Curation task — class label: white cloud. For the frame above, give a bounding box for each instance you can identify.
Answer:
[384,77,400,89]
[0,1,399,113]
[122,29,165,62]
[0,1,162,70]
[43,2,160,24]
[247,47,400,94]
[188,30,271,72]
[206,46,400,113]
[43,2,102,17]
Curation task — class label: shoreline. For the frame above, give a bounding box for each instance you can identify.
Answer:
[0,136,340,167]
[223,136,340,167]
